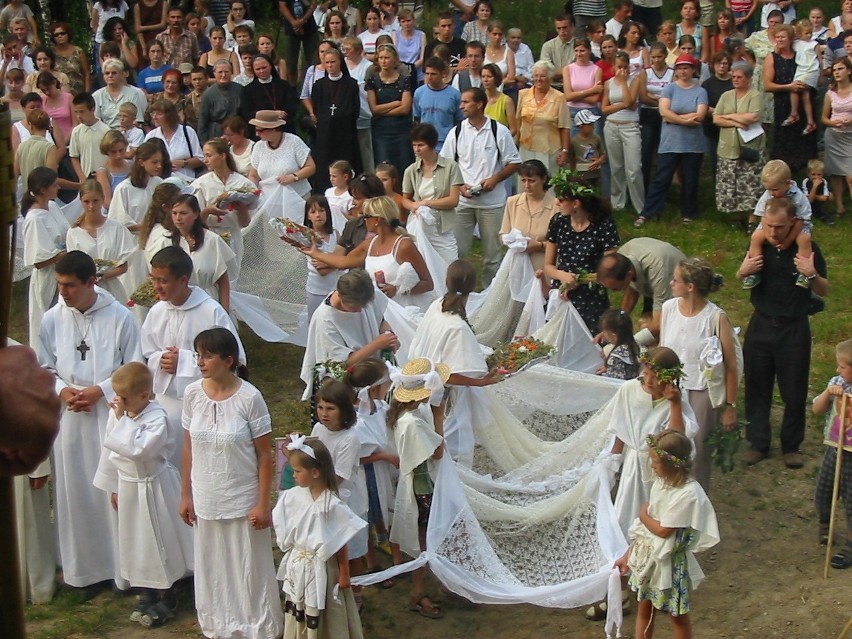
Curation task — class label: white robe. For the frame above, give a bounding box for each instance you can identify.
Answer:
[299,292,388,400]
[355,400,395,526]
[608,379,698,536]
[92,401,194,589]
[408,299,488,464]
[37,288,143,588]
[141,286,245,467]
[143,224,173,266]
[66,220,137,306]
[273,487,366,611]
[191,170,258,280]
[179,230,237,302]
[23,202,69,347]
[107,176,164,310]
[14,457,56,604]
[390,410,443,559]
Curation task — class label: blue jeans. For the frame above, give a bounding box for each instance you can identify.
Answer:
[732,10,756,36]
[643,152,703,220]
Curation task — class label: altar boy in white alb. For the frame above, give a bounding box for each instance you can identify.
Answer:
[141,246,245,467]
[38,251,143,590]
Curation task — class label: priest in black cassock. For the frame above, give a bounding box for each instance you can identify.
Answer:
[310,46,361,192]
[240,54,299,138]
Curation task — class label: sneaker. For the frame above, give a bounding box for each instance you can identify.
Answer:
[743,449,767,465]
[742,273,761,289]
[795,273,811,288]
[782,451,804,468]
[130,590,156,623]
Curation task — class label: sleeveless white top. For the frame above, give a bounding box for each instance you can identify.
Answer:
[659,297,719,391]
[364,234,435,312]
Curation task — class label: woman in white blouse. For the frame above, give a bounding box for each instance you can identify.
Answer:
[145,99,204,179]
[192,138,255,281]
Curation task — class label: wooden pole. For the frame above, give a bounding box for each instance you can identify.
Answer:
[824,393,850,579]
[0,104,26,638]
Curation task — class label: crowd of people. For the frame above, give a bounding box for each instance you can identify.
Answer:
[2,1,851,639]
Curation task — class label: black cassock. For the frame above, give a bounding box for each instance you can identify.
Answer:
[311,75,362,191]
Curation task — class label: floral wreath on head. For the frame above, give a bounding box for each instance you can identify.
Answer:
[549,168,598,200]
[645,434,688,467]
[639,353,686,385]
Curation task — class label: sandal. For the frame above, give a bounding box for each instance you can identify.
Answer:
[831,543,852,569]
[634,216,647,228]
[139,601,175,628]
[780,116,797,127]
[409,595,443,619]
[803,122,818,135]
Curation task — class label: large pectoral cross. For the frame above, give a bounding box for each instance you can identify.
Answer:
[329,103,337,116]
[77,340,90,361]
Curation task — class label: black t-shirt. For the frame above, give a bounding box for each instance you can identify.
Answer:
[424,37,467,69]
[750,240,826,318]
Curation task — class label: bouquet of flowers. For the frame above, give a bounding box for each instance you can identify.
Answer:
[486,337,555,376]
[558,267,599,295]
[127,279,158,308]
[94,258,118,278]
[213,185,261,210]
[269,217,321,248]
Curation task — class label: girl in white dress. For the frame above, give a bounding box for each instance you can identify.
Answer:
[302,196,341,320]
[614,430,719,639]
[66,180,136,305]
[304,196,435,313]
[139,183,182,267]
[344,359,403,580]
[324,159,355,232]
[388,356,450,619]
[273,436,366,639]
[180,328,283,639]
[108,140,166,302]
[170,194,237,311]
[310,380,369,612]
[22,167,68,348]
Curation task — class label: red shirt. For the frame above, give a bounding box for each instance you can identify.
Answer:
[596,60,615,83]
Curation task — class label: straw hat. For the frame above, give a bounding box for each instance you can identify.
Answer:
[249,109,287,129]
[393,357,450,403]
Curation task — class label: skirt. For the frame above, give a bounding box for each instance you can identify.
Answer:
[823,128,852,177]
[195,517,284,639]
[283,557,364,639]
[629,528,694,616]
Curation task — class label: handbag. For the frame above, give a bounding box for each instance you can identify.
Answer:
[700,309,744,408]
[739,145,761,163]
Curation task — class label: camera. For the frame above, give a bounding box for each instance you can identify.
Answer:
[469,184,483,197]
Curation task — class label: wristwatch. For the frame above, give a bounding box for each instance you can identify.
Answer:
[725,401,736,408]
[807,272,818,280]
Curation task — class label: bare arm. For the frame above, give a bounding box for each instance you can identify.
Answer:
[247,433,272,529]
[215,271,230,312]
[639,502,676,538]
[179,430,195,525]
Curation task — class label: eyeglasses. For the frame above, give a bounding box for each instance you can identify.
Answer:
[52,31,68,37]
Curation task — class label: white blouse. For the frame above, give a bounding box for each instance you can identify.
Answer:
[182,379,271,520]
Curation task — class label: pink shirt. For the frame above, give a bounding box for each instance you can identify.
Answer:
[43,91,74,139]
[567,62,600,109]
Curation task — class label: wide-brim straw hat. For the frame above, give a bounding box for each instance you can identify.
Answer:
[249,109,287,129]
[393,357,450,403]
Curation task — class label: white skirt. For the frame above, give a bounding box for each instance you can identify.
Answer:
[195,517,284,639]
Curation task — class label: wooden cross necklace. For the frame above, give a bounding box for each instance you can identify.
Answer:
[71,310,93,361]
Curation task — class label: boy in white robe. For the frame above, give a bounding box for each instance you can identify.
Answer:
[141,246,245,467]
[37,251,143,591]
[93,362,193,627]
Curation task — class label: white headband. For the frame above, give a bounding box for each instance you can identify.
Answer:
[287,434,316,459]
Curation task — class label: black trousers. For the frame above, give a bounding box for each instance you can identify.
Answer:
[743,312,811,454]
